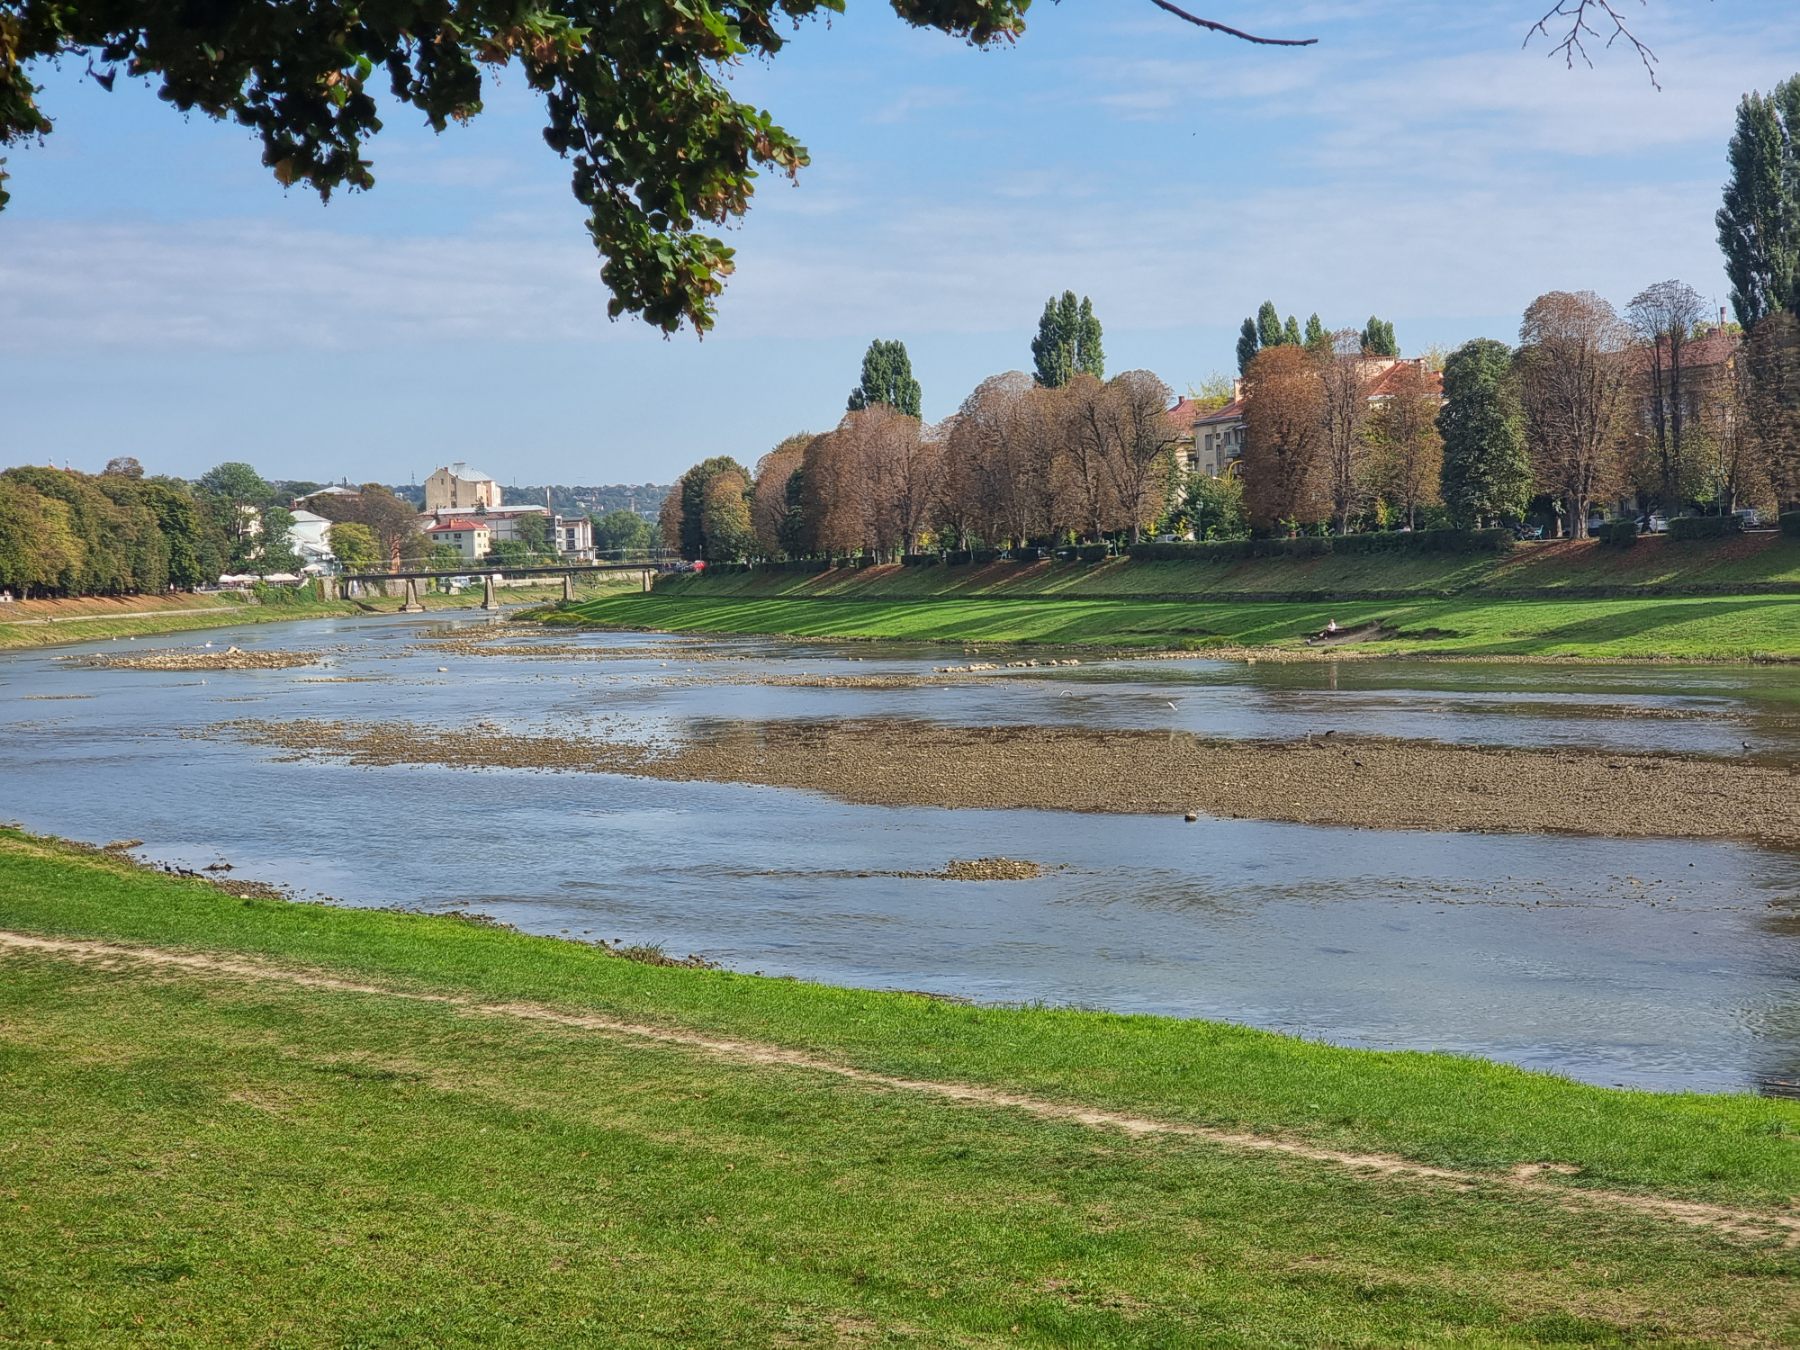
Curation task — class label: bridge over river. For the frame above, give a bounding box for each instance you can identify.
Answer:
[329,561,669,611]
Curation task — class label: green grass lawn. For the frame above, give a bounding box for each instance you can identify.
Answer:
[1,831,1795,1345]
[554,590,1800,660]
[662,536,1800,603]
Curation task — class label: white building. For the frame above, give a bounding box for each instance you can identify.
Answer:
[286,509,337,572]
[424,463,502,513]
[425,518,492,561]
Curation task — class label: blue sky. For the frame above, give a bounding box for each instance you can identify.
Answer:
[3,1,1798,486]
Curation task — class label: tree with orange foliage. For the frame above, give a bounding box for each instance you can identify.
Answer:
[1240,345,1327,532]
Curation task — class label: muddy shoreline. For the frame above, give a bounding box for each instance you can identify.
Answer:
[207,717,1800,845]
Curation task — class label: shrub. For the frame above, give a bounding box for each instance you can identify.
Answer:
[1012,546,1049,562]
[901,553,941,567]
[1667,514,1742,541]
[971,548,1002,564]
[1595,520,1639,547]
[1781,512,1800,538]
[1078,544,1110,563]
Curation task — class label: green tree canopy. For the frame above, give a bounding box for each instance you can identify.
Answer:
[0,1,1031,334]
[847,339,922,418]
[328,521,379,570]
[674,456,754,561]
[1303,313,1330,355]
[1235,318,1260,376]
[1361,316,1398,357]
[1030,291,1105,387]
[1255,301,1284,350]
[592,509,653,555]
[1718,75,1800,328]
[1280,314,1302,347]
[1438,338,1531,526]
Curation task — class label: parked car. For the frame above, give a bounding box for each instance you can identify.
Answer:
[1734,507,1761,528]
[1509,523,1545,540]
[1638,513,1669,534]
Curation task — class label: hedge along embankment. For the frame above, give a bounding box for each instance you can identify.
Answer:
[662,533,1800,605]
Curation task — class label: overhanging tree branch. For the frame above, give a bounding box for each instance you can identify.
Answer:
[1525,0,1660,89]
[1146,0,1318,47]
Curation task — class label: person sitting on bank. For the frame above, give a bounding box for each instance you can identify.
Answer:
[1325,618,1339,635]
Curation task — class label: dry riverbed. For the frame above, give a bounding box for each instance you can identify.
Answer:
[204,717,1800,845]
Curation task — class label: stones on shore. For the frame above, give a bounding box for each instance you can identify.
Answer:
[83,646,320,672]
[935,658,1082,673]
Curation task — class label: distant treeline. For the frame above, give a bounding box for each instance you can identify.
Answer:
[0,459,252,599]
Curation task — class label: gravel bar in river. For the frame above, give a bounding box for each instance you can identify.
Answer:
[209,717,1800,845]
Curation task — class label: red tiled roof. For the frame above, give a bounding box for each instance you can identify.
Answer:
[1194,396,1246,425]
[1362,358,1443,400]
[1629,329,1739,375]
[427,518,487,533]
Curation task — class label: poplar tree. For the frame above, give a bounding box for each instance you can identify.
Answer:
[1256,301,1284,350]
[847,339,922,418]
[1361,316,1398,357]
[1303,314,1331,356]
[1030,292,1105,387]
[1236,318,1261,376]
[1718,76,1800,328]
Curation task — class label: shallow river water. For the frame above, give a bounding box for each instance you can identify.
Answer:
[4,612,1799,1095]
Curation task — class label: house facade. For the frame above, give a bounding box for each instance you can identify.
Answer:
[1172,358,1444,481]
[424,463,502,513]
[425,519,491,561]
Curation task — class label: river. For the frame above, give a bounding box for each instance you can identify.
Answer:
[4,611,1798,1096]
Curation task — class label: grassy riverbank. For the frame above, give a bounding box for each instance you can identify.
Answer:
[1,830,1795,1344]
[554,589,1800,660]
[0,576,637,651]
[538,536,1800,661]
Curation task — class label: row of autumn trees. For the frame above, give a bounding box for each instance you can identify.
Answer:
[664,367,1191,563]
[1236,282,1791,541]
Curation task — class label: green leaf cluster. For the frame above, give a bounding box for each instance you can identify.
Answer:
[1029,291,1104,387]
[847,339,922,417]
[0,0,1031,332]
[1437,338,1531,527]
[1718,75,1800,328]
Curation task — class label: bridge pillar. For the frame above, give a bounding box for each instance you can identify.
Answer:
[316,576,335,603]
[482,574,500,611]
[641,568,653,593]
[400,577,426,613]
[562,572,576,602]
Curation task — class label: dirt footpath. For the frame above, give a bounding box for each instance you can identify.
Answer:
[211,717,1800,845]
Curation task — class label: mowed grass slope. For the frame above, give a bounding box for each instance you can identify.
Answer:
[655,536,1800,603]
[558,589,1800,660]
[1,831,1796,1345]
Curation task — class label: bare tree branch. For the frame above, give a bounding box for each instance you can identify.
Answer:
[1146,0,1318,48]
[1525,0,1660,89]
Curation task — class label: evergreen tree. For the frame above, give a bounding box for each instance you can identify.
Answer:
[1236,318,1261,376]
[1281,314,1303,347]
[847,339,922,417]
[1361,316,1398,357]
[1030,291,1104,386]
[1255,301,1284,350]
[1718,76,1800,328]
[1303,313,1331,356]
[1438,338,1531,526]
